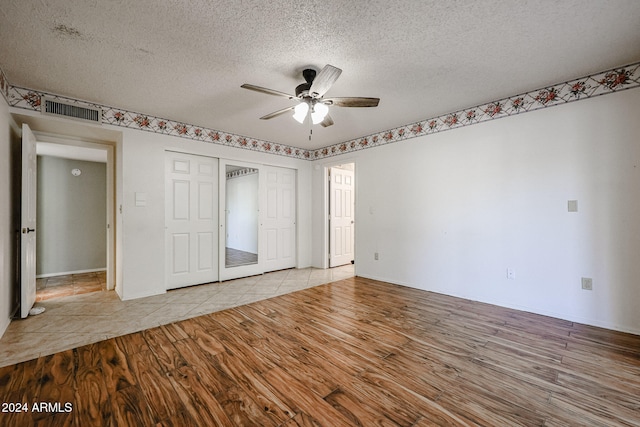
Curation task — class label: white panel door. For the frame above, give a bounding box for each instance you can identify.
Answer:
[263,166,296,272]
[165,152,218,289]
[20,124,38,318]
[329,167,354,267]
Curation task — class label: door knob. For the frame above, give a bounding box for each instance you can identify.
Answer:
[22,228,35,234]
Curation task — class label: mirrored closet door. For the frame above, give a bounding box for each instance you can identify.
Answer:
[219,160,263,281]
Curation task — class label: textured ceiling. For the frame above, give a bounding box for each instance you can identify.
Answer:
[1,0,640,150]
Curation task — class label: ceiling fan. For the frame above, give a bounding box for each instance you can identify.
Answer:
[241,64,380,128]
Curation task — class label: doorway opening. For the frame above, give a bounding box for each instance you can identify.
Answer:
[327,163,355,268]
[11,114,120,322]
[35,144,109,301]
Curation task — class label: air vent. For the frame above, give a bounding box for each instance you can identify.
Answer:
[41,97,102,124]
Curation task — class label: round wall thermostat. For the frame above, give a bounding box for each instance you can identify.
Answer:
[71,168,82,176]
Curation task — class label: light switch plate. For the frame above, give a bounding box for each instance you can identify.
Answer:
[135,192,147,207]
[568,200,578,212]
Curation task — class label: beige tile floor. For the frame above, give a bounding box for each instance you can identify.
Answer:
[0,265,355,368]
[36,271,107,301]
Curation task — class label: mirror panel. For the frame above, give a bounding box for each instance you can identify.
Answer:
[225,165,259,268]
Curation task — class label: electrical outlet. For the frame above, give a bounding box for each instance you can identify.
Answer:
[581,277,593,290]
[374,252,379,260]
[507,268,515,280]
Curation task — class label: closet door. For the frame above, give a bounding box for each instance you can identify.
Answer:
[219,160,263,281]
[165,152,218,289]
[263,165,296,272]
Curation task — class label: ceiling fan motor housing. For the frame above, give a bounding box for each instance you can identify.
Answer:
[295,82,311,98]
[302,68,316,83]
[296,68,317,98]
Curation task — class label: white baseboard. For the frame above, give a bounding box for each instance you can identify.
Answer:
[36,268,106,279]
[0,316,10,341]
[120,289,166,301]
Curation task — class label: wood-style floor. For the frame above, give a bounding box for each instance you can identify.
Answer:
[1,276,639,426]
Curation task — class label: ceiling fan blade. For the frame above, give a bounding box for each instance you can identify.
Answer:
[259,105,296,120]
[241,84,296,100]
[324,97,380,107]
[320,113,334,127]
[309,65,342,98]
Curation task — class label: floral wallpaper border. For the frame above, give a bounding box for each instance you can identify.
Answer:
[3,61,640,161]
[0,65,9,103]
[312,61,640,159]
[6,84,312,160]
[226,167,258,179]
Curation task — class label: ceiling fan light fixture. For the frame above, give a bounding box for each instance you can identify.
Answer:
[242,64,379,129]
[293,102,309,123]
[311,102,329,125]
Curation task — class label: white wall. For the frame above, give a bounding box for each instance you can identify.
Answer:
[36,156,107,276]
[117,127,312,300]
[8,85,637,336]
[313,88,640,335]
[4,109,312,306]
[0,95,13,337]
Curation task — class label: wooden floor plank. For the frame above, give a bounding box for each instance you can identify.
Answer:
[559,353,640,391]
[484,333,564,364]
[110,385,156,427]
[547,391,637,427]
[155,409,200,427]
[160,322,191,343]
[437,386,545,427]
[73,344,114,427]
[165,365,234,426]
[261,366,354,427]
[212,350,295,424]
[2,387,37,427]
[352,367,473,426]
[99,338,137,393]
[32,410,74,427]
[114,331,148,355]
[565,338,640,367]
[554,371,640,413]
[73,367,113,427]
[323,387,400,427]
[1,276,639,426]
[141,327,188,373]
[174,317,227,356]
[180,339,283,426]
[0,357,43,403]
[127,349,186,422]
[32,350,76,422]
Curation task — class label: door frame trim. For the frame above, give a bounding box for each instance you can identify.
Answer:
[33,132,116,292]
